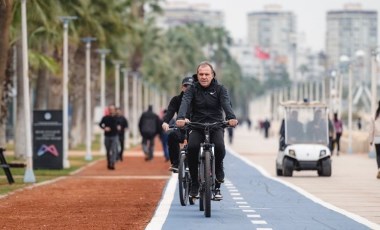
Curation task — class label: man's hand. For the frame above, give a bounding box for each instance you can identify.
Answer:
[228,119,238,127]
[104,127,111,132]
[162,122,170,132]
[176,119,186,128]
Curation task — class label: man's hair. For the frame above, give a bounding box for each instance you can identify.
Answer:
[196,61,216,77]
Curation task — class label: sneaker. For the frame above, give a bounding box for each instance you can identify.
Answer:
[214,188,223,200]
[190,183,199,197]
[216,168,225,183]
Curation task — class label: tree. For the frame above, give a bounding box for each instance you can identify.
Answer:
[0,0,14,148]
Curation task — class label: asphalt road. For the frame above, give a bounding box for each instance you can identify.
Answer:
[146,136,378,230]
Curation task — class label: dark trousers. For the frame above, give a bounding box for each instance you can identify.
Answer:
[105,136,119,167]
[168,130,185,166]
[118,135,125,160]
[142,136,155,160]
[375,144,380,169]
[333,133,342,153]
[187,128,225,188]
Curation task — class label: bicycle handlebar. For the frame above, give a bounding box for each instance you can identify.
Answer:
[184,121,230,130]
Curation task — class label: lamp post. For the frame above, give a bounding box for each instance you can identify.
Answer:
[340,55,352,154]
[369,48,380,158]
[96,48,110,155]
[81,37,96,161]
[113,60,123,107]
[59,16,77,169]
[121,68,130,149]
[21,0,35,183]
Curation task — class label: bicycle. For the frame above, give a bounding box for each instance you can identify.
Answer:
[167,127,194,206]
[185,121,229,218]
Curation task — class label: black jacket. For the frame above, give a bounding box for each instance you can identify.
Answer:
[138,109,161,138]
[163,92,191,123]
[177,79,236,123]
[99,115,118,137]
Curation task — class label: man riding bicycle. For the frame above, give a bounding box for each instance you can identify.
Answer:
[162,76,193,172]
[176,61,238,200]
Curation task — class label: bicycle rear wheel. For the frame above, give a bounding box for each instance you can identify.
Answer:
[203,150,212,217]
[178,152,189,206]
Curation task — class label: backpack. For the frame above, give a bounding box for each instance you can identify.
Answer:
[141,117,157,137]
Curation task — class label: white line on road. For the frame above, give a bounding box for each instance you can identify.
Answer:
[251,220,268,224]
[145,173,177,230]
[247,214,261,218]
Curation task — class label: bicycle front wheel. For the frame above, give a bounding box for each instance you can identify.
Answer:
[203,150,212,217]
[178,152,189,206]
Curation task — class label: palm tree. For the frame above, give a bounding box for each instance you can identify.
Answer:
[0,0,14,148]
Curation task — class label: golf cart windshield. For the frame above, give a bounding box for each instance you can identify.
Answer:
[284,104,329,145]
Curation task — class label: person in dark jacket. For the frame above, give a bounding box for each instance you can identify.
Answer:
[138,105,161,161]
[115,107,128,162]
[176,61,238,200]
[99,104,119,170]
[162,76,193,172]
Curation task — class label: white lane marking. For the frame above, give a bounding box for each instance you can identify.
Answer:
[247,214,261,218]
[229,189,239,192]
[236,201,248,204]
[239,205,251,208]
[256,228,273,230]
[231,193,241,196]
[243,210,256,213]
[251,220,267,224]
[226,146,379,230]
[145,173,176,230]
[233,197,244,200]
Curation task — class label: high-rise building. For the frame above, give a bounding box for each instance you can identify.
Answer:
[247,5,297,81]
[326,4,377,80]
[157,1,224,29]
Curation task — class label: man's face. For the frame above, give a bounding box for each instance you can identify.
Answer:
[197,65,214,88]
[109,106,116,115]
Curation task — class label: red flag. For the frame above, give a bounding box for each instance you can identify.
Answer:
[255,46,270,60]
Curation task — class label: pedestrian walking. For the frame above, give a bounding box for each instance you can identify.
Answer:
[138,105,161,161]
[263,119,271,138]
[99,104,119,170]
[369,101,380,179]
[333,113,343,156]
[160,109,171,162]
[328,116,335,152]
[115,107,128,162]
[357,117,362,130]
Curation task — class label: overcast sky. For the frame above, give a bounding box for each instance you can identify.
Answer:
[164,0,380,52]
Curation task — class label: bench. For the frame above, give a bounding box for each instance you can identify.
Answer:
[0,148,26,184]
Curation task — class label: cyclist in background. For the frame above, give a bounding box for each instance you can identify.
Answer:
[176,61,238,200]
[162,76,193,172]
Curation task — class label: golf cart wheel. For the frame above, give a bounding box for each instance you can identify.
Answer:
[283,158,293,177]
[276,163,283,176]
[318,158,332,177]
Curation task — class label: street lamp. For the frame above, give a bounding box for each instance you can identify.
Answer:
[340,55,352,154]
[369,48,380,158]
[340,50,365,154]
[81,37,96,161]
[121,68,130,149]
[60,16,77,169]
[96,48,110,155]
[113,60,123,107]
[21,0,36,183]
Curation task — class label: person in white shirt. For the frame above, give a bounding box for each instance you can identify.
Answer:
[369,100,380,179]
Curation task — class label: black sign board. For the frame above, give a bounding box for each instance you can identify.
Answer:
[33,110,63,169]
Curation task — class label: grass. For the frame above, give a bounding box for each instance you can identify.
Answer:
[0,155,102,195]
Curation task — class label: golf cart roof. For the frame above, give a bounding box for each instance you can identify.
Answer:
[280,100,328,108]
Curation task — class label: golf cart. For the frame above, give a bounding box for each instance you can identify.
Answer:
[276,101,332,177]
